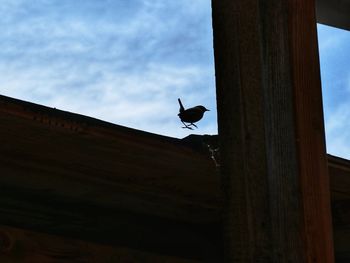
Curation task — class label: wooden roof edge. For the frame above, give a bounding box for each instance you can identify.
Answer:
[2,94,349,165]
[316,0,350,31]
[328,154,350,169]
[1,94,221,219]
[0,94,183,144]
[0,94,220,154]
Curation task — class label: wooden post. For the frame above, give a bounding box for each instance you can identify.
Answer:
[211,0,334,262]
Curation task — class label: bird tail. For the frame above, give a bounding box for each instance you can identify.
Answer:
[178,98,185,113]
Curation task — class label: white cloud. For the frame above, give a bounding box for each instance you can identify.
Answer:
[0,59,215,138]
[0,0,217,138]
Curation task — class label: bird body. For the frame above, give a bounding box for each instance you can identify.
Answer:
[178,98,209,129]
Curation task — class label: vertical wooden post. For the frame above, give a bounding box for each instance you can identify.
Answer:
[288,1,334,262]
[211,0,334,262]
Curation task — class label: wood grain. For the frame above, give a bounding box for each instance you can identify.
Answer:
[0,95,223,261]
[212,0,334,261]
[0,225,201,263]
[328,156,350,262]
[316,0,350,31]
[212,0,273,261]
[329,155,350,201]
[0,95,221,222]
[1,93,350,261]
[288,1,334,261]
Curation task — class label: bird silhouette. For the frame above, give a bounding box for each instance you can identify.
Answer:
[178,98,209,130]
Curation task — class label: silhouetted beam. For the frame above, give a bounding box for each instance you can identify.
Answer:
[0,225,202,263]
[0,95,223,261]
[316,0,350,30]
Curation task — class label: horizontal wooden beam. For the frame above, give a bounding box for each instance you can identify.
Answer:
[2,95,350,260]
[0,225,201,263]
[0,95,222,261]
[0,185,222,261]
[316,0,350,30]
[328,155,350,262]
[329,155,350,201]
[0,95,221,223]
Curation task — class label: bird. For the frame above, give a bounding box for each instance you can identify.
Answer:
[177,98,209,130]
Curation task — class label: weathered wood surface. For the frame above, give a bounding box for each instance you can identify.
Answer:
[0,95,221,221]
[0,95,222,261]
[316,0,350,31]
[2,94,350,261]
[329,155,350,262]
[212,0,272,261]
[288,0,334,261]
[329,155,350,201]
[212,0,334,262]
[0,225,201,263]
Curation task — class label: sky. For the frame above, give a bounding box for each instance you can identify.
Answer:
[0,0,217,138]
[0,1,349,158]
[317,24,350,159]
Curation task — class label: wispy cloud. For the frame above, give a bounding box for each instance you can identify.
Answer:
[2,3,349,157]
[0,0,216,138]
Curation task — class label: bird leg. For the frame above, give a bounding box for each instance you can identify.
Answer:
[181,121,194,130]
[190,123,198,128]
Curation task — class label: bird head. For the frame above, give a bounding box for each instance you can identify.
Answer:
[196,106,210,113]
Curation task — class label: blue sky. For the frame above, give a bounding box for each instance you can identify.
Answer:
[0,1,349,158]
[0,0,216,138]
[317,24,350,159]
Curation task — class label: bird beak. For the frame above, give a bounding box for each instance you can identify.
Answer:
[206,109,210,111]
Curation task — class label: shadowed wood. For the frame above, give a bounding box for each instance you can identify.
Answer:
[212,0,334,261]
[329,155,350,201]
[0,95,221,222]
[288,1,334,261]
[211,0,272,261]
[1,94,350,261]
[0,95,223,261]
[316,0,350,31]
[328,156,350,262]
[0,225,201,263]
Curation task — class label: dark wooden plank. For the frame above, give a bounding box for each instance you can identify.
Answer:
[288,1,334,261]
[0,225,202,263]
[329,155,350,201]
[0,183,223,261]
[316,0,350,31]
[3,91,350,261]
[0,95,223,261]
[332,225,350,263]
[328,156,350,262]
[212,0,334,261]
[212,0,273,261]
[0,95,221,223]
